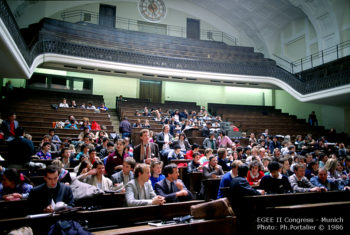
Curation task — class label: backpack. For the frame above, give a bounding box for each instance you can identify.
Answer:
[48,220,91,235]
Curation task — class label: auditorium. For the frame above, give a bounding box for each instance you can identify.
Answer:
[0,0,350,234]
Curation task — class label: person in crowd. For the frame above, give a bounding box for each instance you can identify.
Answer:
[86,148,99,166]
[51,160,72,184]
[70,100,77,108]
[142,119,151,128]
[59,98,69,108]
[217,148,233,171]
[64,118,78,129]
[279,157,293,177]
[106,139,128,176]
[185,143,200,160]
[261,156,272,173]
[96,136,109,153]
[59,147,71,169]
[217,130,233,148]
[7,127,35,169]
[217,160,244,199]
[245,147,261,166]
[288,163,321,193]
[310,168,344,191]
[78,127,91,141]
[173,133,191,154]
[80,119,91,131]
[187,152,203,173]
[324,158,349,188]
[125,164,165,207]
[305,159,319,179]
[76,158,91,176]
[77,160,114,192]
[28,165,74,213]
[156,124,173,159]
[167,146,184,161]
[111,157,136,192]
[249,133,257,144]
[134,129,159,164]
[0,168,33,200]
[119,117,132,138]
[149,160,165,189]
[35,142,52,160]
[203,132,217,150]
[86,101,96,110]
[259,161,293,194]
[133,119,142,128]
[318,153,328,168]
[155,164,193,203]
[203,156,224,179]
[100,141,114,159]
[336,160,349,186]
[75,144,90,162]
[201,122,212,138]
[98,103,108,112]
[247,160,265,186]
[49,128,61,150]
[1,112,19,142]
[269,136,281,154]
[308,111,318,126]
[200,148,213,166]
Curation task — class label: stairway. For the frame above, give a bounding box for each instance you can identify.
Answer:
[108,108,120,133]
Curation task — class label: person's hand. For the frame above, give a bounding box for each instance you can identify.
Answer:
[87,168,97,176]
[320,187,328,192]
[197,165,203,171]
[152,196,165,205]
[43,205,54,213]
[310,187,321,192]
[114,165,123,170]
[176,189,188,197]
[11,193,22,198]
[145,158,152,164]
[175,181,184,190]
[211,174,217,179]
[258,190,265,195]
[229,155,234,161]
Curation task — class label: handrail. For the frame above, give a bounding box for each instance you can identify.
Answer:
[60,9,238,46]
[273,39,350,74]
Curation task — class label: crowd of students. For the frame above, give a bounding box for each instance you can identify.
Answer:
[0,103,350,219]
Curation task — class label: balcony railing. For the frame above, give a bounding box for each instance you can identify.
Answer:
[60,9,238,46]
[273,39,350,74]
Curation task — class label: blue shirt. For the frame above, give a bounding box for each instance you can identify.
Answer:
[150,174,165,189]
[217,171,233,198]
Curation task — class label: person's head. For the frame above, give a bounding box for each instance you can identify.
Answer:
[43,135,51,143]
[80,144,89,153]
[150,160,163,176]
[51,159,64,172]
[319,153,328,163]
[60,147,70,159]
[83,127,90,133]
[268,161,282,179]
[318,168,328,183]
[107,142,115,152]
[134,164,151,183]
[278,157,290,171]
[209,132,215,140]
[324,158,337,173]
[88,101,93,107]
[62,98,67,103]
[163,124,170,133]
[15,127,25,137]
[273,136,278,142]
[193,152,201,164]
[217,148,227,159]
[231,160,243,176]
[93,160,105,176]
[49,129,55,136]
[179,133,186,140]
[163,164,178,181]
[116,139,126,151]
[237,164,249,178]
[122,157,136,175]
[336,161,344,172]
[262,157,272,167]
[208,156,218,167]
[206,122,212,127]
[192,143,200,152]
[249,160,260,174]
[204,148,213,157]
[89,148,97,159]
[140,129,150,144]
[345,156,350,167]
[305,153,313,163]
[258,148,266,157]
[44,165,59,188]
[2,168,21,188]
[8,112,16,122]
[174,145,181,154]
[294,163,306,179]
[42,142,51,152]
[83,136,91,145]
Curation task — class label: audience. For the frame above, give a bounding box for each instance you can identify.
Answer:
[149,160,165,189]
[0,168,33,200]
[259,161,293,194]
[133,129,159,164]
[217,160,243,199]
[111,157,136,192]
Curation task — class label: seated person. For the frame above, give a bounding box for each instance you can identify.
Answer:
[173,133,191,154]
[288,163,322,193]
[80,120,91,131]
[98,103,108,112]
[35,142,52,160]
[310,168,343,191]
[49,128,61,150]
[86,101,96,110]
[167,146,184,161]
[64,118,78,129]
[217,160,243,199]
[100,142,115,159]
[70,100,77,108]
[247,160,264,186]
[1,112,18,142]
[0,168,33,200]
[51,159,72,184]
[149,160,165,189]
[78,127,91,141]
[217,130,233,148]
[59,147,72,168]
[187,152,203,173]
[203,156,224,179]
[155,164,193,203]
[59,98,69,108]
[75,144,90,161]
[217,148,232,171]
[28,165,74,213]
[142,119,151,128]
[259,161,293,194]
[133,119,142,128]
[185,143,200,160]
[77,160,114,192]
[125,164,165,207]
[200,148,213,166]
[202,132,217,150]
[106,139,129,176]
[111,157,136,192]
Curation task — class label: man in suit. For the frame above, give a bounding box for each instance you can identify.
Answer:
[156,125,173,162]
[155,164,193,203]
[111,157,136,192]
[134,129,160,164]
[1,112,19,142]
[202,132,217,150]
[203,156,224,179]
[125,164,165,207]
